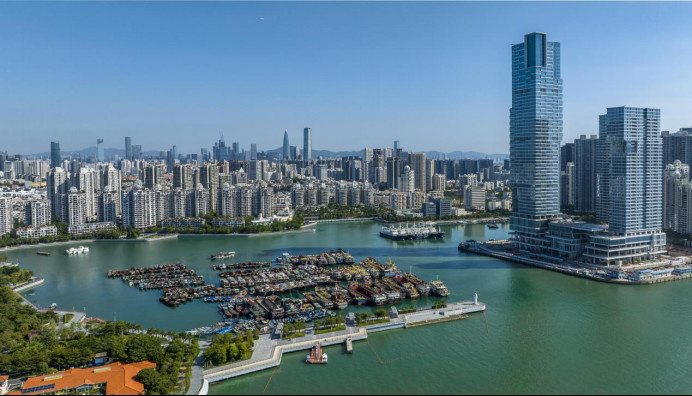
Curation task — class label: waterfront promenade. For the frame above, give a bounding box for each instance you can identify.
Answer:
[191,301,485,395]
[460,240,692,285]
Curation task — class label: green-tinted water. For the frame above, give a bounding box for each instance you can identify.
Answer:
[6,222,692,394]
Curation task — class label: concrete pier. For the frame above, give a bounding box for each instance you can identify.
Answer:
[194,301,486,394]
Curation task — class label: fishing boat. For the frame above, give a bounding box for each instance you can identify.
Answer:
[211,252,236,260]
[430,280,450,297]
[305,344,328,364]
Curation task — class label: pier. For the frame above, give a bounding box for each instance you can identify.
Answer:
[460,240,692,285]
[191,300,485,395]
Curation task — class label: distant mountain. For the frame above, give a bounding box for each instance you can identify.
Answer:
[25,146,508,161]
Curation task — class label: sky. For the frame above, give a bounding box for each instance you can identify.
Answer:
[1,1,692,155]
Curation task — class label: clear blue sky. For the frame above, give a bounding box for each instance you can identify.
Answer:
[1,1,692,155]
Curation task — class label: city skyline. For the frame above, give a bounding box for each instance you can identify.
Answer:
[2,2,692,154]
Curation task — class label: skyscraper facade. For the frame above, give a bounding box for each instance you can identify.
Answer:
[0,197,12,237]
[283,131,290,160]
[303,128,312,162]
[50,142,61,169]
[574,134,598,213]
[97,139,105,162]
[125,137,132,161]
[586,107,666,265]
[662,129,692,168]
[509,32,563,251]
[408,152,427,193]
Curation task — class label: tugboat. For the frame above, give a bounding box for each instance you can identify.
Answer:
[305,344,328,364]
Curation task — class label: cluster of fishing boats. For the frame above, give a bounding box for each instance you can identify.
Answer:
[65,246,89,255]
[211,262,271,271]
[107,249,452,324]
[276,249,355,266]
[107,264,205,305]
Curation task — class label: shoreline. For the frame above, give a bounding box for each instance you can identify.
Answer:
[0,225,320,251]
[176,228,317,238]
[459,241,692,285]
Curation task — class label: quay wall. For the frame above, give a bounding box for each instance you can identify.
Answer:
[204,329,368,383]
[202,302,486,386]
[461,244,692,286]
[12,278,45,293]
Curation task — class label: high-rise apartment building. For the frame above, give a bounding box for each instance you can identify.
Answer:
[586,107,666,265]
[408,153,427,193]
[662,129,692,169]
[0,197,12,237]
[173,164,195,190]
[26,201,51,227]
[47,167,69,221]
[509,32,563,251]
[663,160,691,233]
[199,164,219,212]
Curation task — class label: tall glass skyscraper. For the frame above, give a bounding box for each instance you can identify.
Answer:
[97,139,105,162]
[303,128,312,162]
[50,141,61,169]
[282,130,290,160]
[509,32,563,251]
[125,136,134,161]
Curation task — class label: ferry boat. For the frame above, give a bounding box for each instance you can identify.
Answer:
[65,246,89,255]
[379,222,445,241]
[430,280,450,297]
[211,252,236,260]
[305,344,328,364]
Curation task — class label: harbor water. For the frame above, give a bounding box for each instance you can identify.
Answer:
[6,222,692,394]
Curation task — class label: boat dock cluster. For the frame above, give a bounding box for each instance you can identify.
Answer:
[107,250,452,326]
[278,249,356,266]
[107,264,206,305]
[211,262,271,271]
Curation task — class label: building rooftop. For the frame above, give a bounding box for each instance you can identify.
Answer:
[10,361,156,396]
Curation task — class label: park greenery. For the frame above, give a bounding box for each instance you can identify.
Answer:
[281,321,306,339]
[297,202,510,222]
[203,331,258,366]
[432,299,448,310]
[298,203,390,220]
[313,315,346,334]
[0,286,198,395]
[0,266,34,287]
[0,216,132,249]
[355,309,391,327]
[145,212,305,235]
[398,305,418,314]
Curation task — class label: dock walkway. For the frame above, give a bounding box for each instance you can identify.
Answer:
[192,301,485,395]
